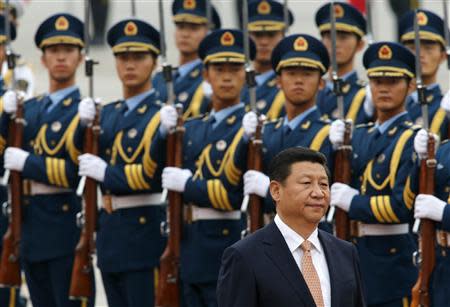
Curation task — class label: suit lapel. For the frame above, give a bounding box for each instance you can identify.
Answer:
[318,230,339,307]
[263,223,316,306]
[43,89,80,124]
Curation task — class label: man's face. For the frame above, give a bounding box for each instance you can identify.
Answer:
[41,44,82,83]
[203,62,246,103]
[115,52,156,89]
[250,30,284,66]
[277,67,323,106]
[270,162,330,225]
[369,77,411,113]
[174,22,208,55]
[321,31,363,66]
[404,40,445,79]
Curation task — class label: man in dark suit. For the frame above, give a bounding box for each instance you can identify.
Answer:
[217,147,365,307]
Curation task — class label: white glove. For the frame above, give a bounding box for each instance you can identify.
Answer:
[329,119,351,150]
[161,167,192,192]
[363,84,374,117]
[78,153,107,182]
[330,182,359,212]
[243,170,269,197]
[414,194,447,222]
[441,90,450,113]
[4,147,29,171]
[160,105,177,135]
[414,128,439,160]
[3,90,17,114]
[78,97,96,124]
[243,111,258,139]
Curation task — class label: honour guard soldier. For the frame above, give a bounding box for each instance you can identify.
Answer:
[329,42,419,306]
[413,131,450,306]
[152,0,221,119]
[77,19,166,307]
[228,34,334,221]
[158,29,255,307]
[0,13,94,307]
[241,0,294,120]
[315,2,372,124]
[0,0,35,99]
[399,9,449,140]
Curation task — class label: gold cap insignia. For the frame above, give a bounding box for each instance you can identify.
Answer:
[257,1,271,15]
[221,31,234,46]
[124,21,138,36]
[378,45,392,60]
[55,16,69,31]
[334,4,344,19]
[417,11,428,26]
[294,36,308,51]
[183,0,196,10]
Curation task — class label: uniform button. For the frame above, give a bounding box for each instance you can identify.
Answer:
[106,149,111,155]
[139,216,147,224]
[62,204,70,212]
[222,228,229,236]
[216,160,221,165]
[29,141,34,146]
[51,140,56,146]
[359,176,363,181]
[376,173,381,179]
[389,248,397,254]
[127,147,133,153]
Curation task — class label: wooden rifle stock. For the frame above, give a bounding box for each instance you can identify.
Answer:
[411,135,436,307]
[333,123,352,240]
[156,107,184,307]
[247,119,264,233]
[69,109,100,301]
[0,95,25,288]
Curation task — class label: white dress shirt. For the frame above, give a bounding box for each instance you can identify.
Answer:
[274,215,331,307]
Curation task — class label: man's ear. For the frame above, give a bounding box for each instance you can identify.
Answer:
[356,37,365,52]
[318,76,325,90]
[269,180,281,203]
[276,73,281,89]
[408,78,416,94]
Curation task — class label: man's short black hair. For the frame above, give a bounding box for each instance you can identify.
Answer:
[268,147,331,184]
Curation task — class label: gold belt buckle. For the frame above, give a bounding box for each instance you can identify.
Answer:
[102,195,113,214]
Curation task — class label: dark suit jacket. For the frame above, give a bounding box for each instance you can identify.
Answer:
[217,222,366,307]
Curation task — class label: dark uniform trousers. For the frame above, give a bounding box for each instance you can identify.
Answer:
[95,92,166,307]
[346,114,419,306]
[153,105,247,307]
[316,71,372,125]
[0,89,95,307]
[152,61,210,120]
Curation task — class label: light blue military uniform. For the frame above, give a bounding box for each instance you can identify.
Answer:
[342,42,419,307]
[399,9,450,141]
[154,28,256,307]
[95,19,166,307]
[152,0,221,119]
[227,34,334,232]
[0,13,95,307]
[315,2,372,125]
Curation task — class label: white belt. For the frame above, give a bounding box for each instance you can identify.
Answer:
[436,230,450,248]
[189,205,241,222]
[356,223,409,237]
[29,181,71,196]
[102,193,164,211]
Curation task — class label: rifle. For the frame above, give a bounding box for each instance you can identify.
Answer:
[0,0,24,289]
[240,0,264,235]
[69,0,99,302]
[365,0,374,45]
[443,0,450,139]
[326,1,352,241]
[283,0,289,35]
[156,0,184,305]
[131,0,136,17]
[411,9,437,307]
